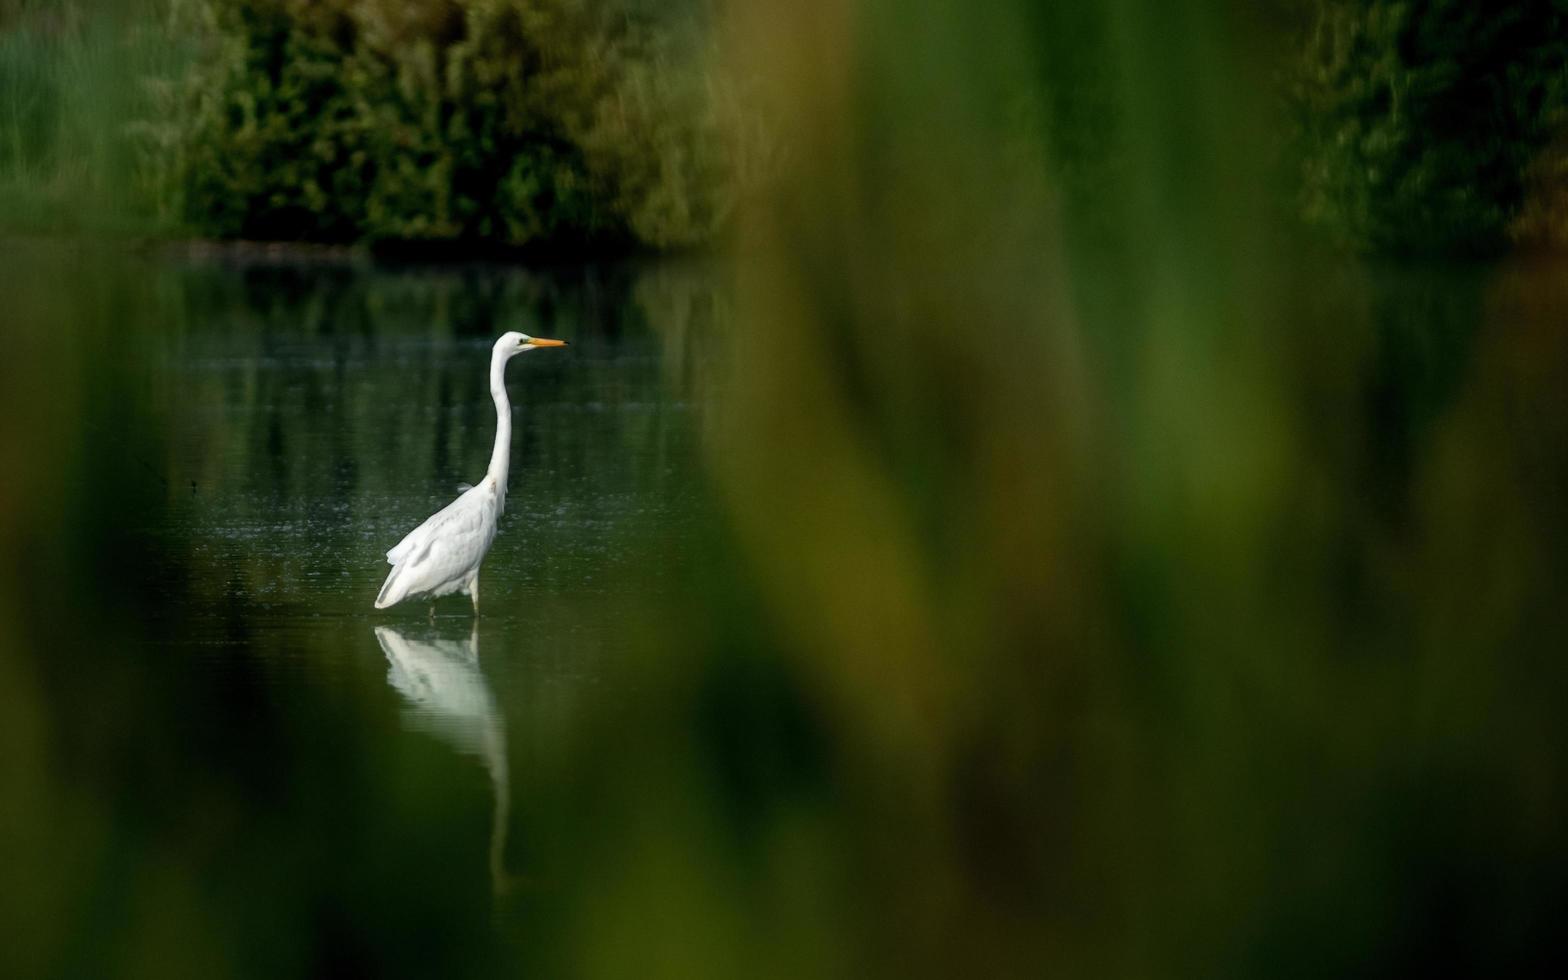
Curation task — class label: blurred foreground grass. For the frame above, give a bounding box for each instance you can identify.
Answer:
[0,0,185,234]
[550,2,1568,974]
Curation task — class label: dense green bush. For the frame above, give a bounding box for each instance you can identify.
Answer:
[1293,0,1568,255]
[151,0,731,250]
[11,1,1568,257]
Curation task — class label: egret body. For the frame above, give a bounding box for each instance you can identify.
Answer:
[375,332,567,614]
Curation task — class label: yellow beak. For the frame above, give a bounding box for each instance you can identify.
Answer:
[530,337,568,347]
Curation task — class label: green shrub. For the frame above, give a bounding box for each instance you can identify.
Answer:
[1293,0,1568,255]
[156,0,731,250]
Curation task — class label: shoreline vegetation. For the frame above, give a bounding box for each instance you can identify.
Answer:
[2,0,744,254]
[2,0,1567,259]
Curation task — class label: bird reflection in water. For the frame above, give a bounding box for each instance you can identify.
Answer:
[374,625,517,894]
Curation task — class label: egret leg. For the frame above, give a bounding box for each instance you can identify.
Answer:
[429,602,436,623]
[470,573,480,617]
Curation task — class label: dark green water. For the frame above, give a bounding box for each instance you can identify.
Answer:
[2,245,726,977]
[4,242,1568,977]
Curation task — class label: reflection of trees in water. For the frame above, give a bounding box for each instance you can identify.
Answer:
[634,259,732,449]
[149,259,723,609]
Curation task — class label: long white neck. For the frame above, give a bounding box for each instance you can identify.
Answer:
[487,348,512,492]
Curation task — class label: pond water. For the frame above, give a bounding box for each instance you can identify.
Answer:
[4,241,1567,977]
[3,245,727,977]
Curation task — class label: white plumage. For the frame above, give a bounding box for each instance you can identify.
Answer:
[375,624,515,891]
[375,478,502,609]
[376,624,501,763]
[375,331,568,614]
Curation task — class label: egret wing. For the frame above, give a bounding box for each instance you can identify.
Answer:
[376,485,498,607]
[387,488,469,565]
[396,503,488,592]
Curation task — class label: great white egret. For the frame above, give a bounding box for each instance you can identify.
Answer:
[375,332,568,614]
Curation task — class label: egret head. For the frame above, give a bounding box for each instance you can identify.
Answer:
[496,331,569,357]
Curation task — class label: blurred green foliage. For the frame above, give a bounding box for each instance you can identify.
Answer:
[0,0,186,233]
[148,0,731,249]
